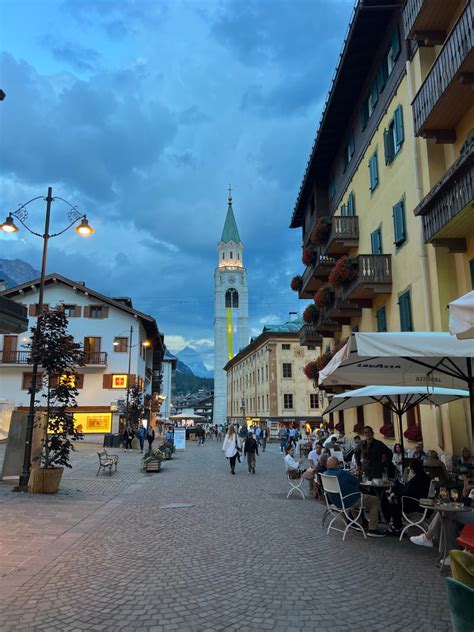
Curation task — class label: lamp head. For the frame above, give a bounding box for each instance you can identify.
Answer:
[75,217,94,236]
[142,340,151,348]
[0,215,19,233]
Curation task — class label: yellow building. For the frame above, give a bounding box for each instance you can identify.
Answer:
[289,0,472,454]
[223,321,324,438]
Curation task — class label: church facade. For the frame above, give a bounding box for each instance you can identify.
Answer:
[213,191,249,424]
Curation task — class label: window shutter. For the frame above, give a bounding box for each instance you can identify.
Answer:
[393,200,406,245]
[384,129,393,164]
[361,101,369,130]
[102,306,109,318]
[399,291,413,331]
[391,26,401,61]
[370,81,378,110]
[377,59,388,92]
[394,105,404,150]
[347,192,355,216]
[76,374,84,389]
[371,229,382,255]
[376,306,387,332]
[102,374,112,389]
[83,306,91,318]
[74,305,82,317]
[340,204,347,216]
[28,304,36,316]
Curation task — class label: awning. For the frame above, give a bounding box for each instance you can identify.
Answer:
[449,291,474,340]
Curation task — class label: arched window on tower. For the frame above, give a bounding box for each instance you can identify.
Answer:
[222,252,225,260]
[230,251,233,259]
[225,288,239,308]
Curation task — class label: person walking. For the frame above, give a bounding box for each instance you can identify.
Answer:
[255,426,262,447]
[278,425,288,452]
[223,425,241,475]
[137,423,146,453]
[216,425,223,443]
[196,424,205,446]
[244,431,259,474]
[261,426,269,452]
[239,424,248,446]
[123,425,134,451]
[147,425,155,451]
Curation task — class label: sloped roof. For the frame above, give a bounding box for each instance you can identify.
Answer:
[220,195,241,244]
[262,319,304,333]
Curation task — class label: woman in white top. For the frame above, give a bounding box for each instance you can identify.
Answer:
[392,443,404,477]
[284,446,304,475]
[222,425,241,475]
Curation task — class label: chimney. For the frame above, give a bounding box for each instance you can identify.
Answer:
[0,279,7,292]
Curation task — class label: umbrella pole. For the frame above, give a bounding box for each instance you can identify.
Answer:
[468,358,474,450]
[397,409,406,473]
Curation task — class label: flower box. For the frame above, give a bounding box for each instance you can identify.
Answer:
[303,304,320,325]
[145,460,162,472]
[310,217,331,246]
[404,426,423,442]
[314,286,335,309]
[302,248,317,266]
[290,275,303,292]
[328,256,358,289]
[380,424,395,438]
[316,351,333,371]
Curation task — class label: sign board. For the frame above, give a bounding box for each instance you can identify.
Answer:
[73,413,112,434]
[174,428,186,450]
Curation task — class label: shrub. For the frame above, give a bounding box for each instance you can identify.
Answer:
[290,275,303,292]
[328,256,358,289]
[314,285,335,309]
[310,217,332,246]
[302,304,320,324]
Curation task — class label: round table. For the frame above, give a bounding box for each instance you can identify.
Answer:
[419,502,472,573]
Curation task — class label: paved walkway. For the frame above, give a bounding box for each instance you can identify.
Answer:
[0,440,452,631]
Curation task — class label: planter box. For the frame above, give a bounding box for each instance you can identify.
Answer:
[145,460,161,472]
[28,467,64,494]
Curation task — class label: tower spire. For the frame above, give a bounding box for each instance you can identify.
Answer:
[220,187,241,244]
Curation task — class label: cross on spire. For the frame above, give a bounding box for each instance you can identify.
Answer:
[228,184,232,204]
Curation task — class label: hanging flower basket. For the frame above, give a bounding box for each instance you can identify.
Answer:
[328,256,359,289]
[302,248,317,267]
[290,275,303,292]
[303,304,320,325]
[303,361,319,382]
[404,426,423,442]
[314,286,335,309]
[310,217,332,246]
[316,351,333,371]
[380,423,395,438]
[353,423,364,434]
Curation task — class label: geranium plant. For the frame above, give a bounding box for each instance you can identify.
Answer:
[303,361,319,382]
[328,256,358,289]
[314,285,335,309]
[316,351,333,371]
[302,248,317,267]
[404,426,423,442]
[380,423,395,438]
[302,304,320,325]
[310,217,332,246]
[290,275,303,292]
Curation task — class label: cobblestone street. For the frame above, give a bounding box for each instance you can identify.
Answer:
[0,440,452,632]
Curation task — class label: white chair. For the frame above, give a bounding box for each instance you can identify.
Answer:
[320,473,366,541]
[286,470,306,500]
[398,480,436,541]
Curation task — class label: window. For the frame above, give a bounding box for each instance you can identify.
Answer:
[340,203,347,216]
[384,105,404,164]
[282,363,292,378]
[371,227,383,255]
[328,175,336,201]
[361,99,369,130]
[368,151,379,191]
[399,290,413,331]
[22,372,43,390]
[377,57,389,92]
[266,364,269,380]
[89,306,103,319]
[376,306,387,332]
[266,394,269,409]
[283,394,294,409]
[307,344,316,350]
[383,404,393,427]
[225,288,239,308]
[347,192,356,216]
[407,404,421,428]
[369,79,378,115]
[393,199,407,246]
[388,25,401,71]
[111,374,128,389]
[310,393,318,409]
[343,133,355,171]
[282,344,290,350]
[28,304,49,316]
[230,251,233,258]
[222,252,224,260]
[113,337,128,353]
[63,304,80,317]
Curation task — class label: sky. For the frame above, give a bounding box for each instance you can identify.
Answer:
[0,0,354,369]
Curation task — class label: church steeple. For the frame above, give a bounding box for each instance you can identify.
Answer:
[220,185,241,244]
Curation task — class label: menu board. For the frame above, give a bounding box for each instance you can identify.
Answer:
[174,428,186,450]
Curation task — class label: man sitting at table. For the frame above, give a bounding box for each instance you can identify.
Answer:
[354,426,393,480]
[385,459,431,535]
[324,456,386,538]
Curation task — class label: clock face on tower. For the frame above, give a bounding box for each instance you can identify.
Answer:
[228,276,235,284]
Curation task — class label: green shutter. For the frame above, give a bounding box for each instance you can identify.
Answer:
[340,203,347,216]
[369,153,378,191]
[347,191,355,216]
[384,129,393,165]
[470,259,474,289]
[361,101,369,130]
[391,26,401,61]
[393,200,406,246]
[376,306,387,332]
[371,228,382,255]
[394,105,404,151]
[399,291,413,331]
[377,59,388,91]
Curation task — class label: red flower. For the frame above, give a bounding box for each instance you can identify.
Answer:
[314,286,335,309]
[316,351,333,371]
[302,248,317,267]
[380,423,395,437]
[328,256,358,289]
[290,275,303,292]
[310,217,331,246]
[335,420,345,433]
[404,426,423,442]
[303,361,319,381]
[303,304,320,324]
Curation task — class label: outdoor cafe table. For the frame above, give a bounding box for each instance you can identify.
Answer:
[419,502,472,574]
[360,480,395,523]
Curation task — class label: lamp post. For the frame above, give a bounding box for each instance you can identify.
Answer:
[0,187,94,490]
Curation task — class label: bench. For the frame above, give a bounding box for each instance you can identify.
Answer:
[97,450,119,476]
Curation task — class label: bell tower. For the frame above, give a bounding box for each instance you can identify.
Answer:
[213,188,249,424]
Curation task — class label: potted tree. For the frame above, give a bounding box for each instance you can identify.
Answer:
[28,305,85,494]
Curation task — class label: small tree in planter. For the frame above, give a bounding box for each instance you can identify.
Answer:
[302,248,317,267]
[314,286,335,310]
[290,275,303,292]
[28,305,85,493]
[302,304,320,325]
[310,217,332,246]
[127,383,145,429]
[328,256,358,289]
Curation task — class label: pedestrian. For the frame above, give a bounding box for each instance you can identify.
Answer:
[165,425,174,444]
[216,425,223,443]
[255,426,262,447]
[147,425,155,451]
[244,431,259,474]
[137,423,146,453]
[261,426,268,452]
[239,424,248,445]
[278,425,288,452]
[223,425,241,475]
[123,425,134,451]
[196,424,205,446]
[289,426,297,447]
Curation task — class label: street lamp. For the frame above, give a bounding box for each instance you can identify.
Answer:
[1,186,94,490]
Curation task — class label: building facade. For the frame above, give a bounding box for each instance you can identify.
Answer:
[289,0,472,453]
[0,274,165,439]
[224,321,324,438]
[213,191,249,424]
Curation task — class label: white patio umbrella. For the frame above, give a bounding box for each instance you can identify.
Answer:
[318,332,474,443]
[449,291,474,340]
[323,385,469,468]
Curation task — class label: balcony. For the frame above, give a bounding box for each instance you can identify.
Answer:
[340,255,392,303]
[299,324,322,348]
[299,252,337,299]
[414,140,474,247]
[323,216,359,256]
[325,294,363,324]
[404,0,464,45]
[0,350,30,365]
[412,2,474,142]
[84,351,108,365]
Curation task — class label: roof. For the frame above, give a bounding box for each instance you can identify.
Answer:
[220,194,241,244]
[290,0,402,228]
[262,319,304,333]
[163,349,178,368]
[0,273,164,352]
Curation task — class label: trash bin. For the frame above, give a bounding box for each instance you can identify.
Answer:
[103,433,114,447]
[112,433,121,448]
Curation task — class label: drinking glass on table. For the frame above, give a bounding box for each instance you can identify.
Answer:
[439,487,449,503]
[450,489,459,504]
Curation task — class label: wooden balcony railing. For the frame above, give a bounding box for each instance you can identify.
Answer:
[340,255,392,303]
[0,350,30,364]
[84,351,108,365]
[300,251,337,299]
[324,216,359,256]
[299,324,322,347]
[413,2,474,139]
[403,0,424,38]
[403,0,463,43]
[414,141,474,245]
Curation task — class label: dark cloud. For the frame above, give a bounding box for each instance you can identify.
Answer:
[42,37,101,72]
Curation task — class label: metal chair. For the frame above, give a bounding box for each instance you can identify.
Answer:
[398,480,436,541]
[286,469,306,500]
[320,473,366,541]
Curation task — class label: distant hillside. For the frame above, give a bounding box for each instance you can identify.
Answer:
[173,372,213,396]
[0,259,40,288]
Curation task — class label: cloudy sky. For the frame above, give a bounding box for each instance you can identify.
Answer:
[0,0,354,368]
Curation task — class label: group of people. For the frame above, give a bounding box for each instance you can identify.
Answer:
[222,425,264,475]
[122,423,175,453]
